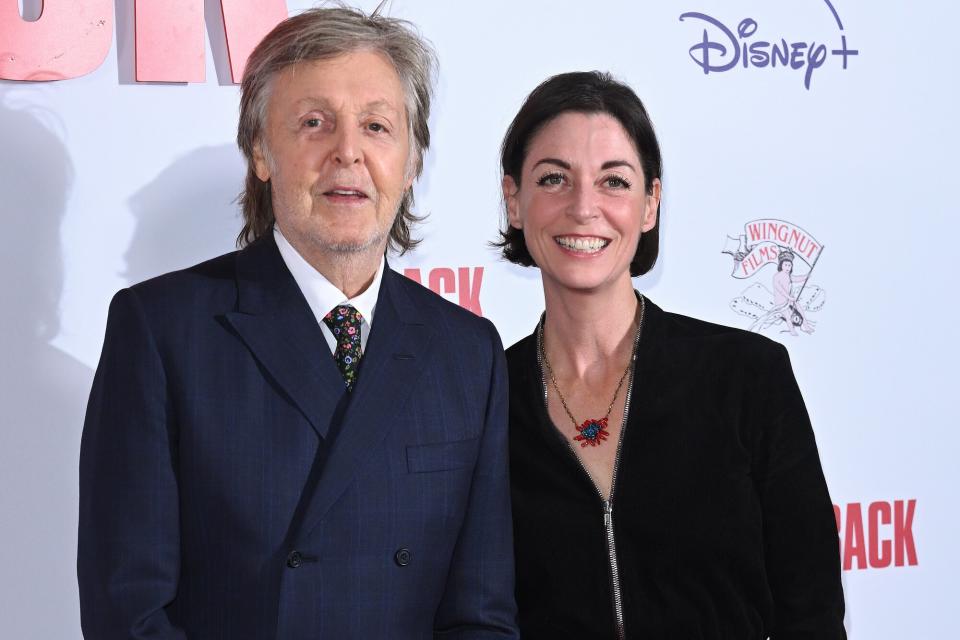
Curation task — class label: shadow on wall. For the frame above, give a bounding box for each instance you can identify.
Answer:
[124,144,246,285]
[0,95,92,638]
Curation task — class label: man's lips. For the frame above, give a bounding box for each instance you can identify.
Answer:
[322,186,369,200]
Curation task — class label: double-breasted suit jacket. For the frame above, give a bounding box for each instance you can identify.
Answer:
[78,234,518,639]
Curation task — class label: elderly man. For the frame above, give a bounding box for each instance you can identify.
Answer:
[78,7,517,639]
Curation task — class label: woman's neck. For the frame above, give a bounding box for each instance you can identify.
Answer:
[541,277,639,380]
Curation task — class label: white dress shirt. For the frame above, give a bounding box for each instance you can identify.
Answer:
[273,225,384,355]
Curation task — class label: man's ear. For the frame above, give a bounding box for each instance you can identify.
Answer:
[252,140,272,182]
[642,177,661,232]
[503,175,522,229]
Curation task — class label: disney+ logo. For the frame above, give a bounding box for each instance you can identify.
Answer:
[679,0,858,89]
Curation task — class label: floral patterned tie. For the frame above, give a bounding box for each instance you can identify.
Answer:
[323,304,364,391]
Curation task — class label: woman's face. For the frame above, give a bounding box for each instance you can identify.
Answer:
[503,112,659,295]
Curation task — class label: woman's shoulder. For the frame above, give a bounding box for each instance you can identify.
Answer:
[505,331,538,369]
[647,299,785,360]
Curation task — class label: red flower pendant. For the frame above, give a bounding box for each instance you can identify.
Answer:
[573,417,610,447]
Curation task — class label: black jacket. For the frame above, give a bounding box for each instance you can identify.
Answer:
[508,299,845,639]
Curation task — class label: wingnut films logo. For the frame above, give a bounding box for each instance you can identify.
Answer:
[722,220,825,336]
[679,0,859,89]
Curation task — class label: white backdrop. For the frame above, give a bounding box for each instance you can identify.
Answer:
[1,1,956,637]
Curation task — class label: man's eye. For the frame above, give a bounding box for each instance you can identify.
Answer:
[536,172,564,187]
[304,118,321,128]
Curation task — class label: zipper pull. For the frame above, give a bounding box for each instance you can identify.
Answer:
[604,500,613,527]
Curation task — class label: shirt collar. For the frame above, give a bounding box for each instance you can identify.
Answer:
[273,225,383,328]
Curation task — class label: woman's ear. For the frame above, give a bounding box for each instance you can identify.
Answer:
[642,178,661,232]
[503,175,522,229]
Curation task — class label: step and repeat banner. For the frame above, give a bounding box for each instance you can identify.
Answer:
[1,0,955,637]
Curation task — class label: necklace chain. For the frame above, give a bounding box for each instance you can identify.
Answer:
[539,296,644,445]
[542,351,631,430]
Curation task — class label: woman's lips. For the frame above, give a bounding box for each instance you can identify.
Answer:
[554,235,611,254]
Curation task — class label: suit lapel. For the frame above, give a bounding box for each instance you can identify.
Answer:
[297,267,436,539]
[223,235,345,439]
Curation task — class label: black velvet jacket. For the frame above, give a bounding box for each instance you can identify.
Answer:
[508,299,845,639]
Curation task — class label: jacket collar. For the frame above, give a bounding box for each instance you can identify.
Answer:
[224,234,436,537]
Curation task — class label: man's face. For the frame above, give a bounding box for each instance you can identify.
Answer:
[253,50,412,257]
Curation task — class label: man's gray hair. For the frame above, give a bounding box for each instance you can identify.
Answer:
[236,4,437,251]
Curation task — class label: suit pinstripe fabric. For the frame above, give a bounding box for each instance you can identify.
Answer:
[78,235,518,639]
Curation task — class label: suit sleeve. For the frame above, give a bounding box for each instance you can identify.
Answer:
[433,319,519,639]
[78,288,188,639]
[753,343,846,639]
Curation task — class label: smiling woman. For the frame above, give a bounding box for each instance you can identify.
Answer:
[499,71,847,639]
[503,110,659,295]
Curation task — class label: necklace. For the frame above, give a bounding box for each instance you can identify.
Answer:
[539,296,645,448]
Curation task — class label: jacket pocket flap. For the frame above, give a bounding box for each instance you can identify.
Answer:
[406,438,479,473]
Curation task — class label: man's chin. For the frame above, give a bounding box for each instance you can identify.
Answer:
[318,232,388,255]
[326,241,376,253]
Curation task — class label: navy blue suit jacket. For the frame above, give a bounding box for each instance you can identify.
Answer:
[78,235,518,639]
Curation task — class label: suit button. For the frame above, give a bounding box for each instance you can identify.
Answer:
[286,551,303,569]
[394,548,411,567]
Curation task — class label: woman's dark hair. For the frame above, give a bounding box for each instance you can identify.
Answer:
[495,71,663,276]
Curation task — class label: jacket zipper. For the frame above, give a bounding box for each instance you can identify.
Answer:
[537,295,645,640]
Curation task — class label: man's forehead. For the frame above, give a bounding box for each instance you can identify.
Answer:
[270,54,406,111]
[288,96,403,116]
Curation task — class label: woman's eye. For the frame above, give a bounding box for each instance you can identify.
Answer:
[605,175,632,189]
[304,118,321,128]
[536,172,564,187]
[368,122,387,133]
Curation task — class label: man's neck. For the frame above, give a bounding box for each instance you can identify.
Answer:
[281,230,385,299]
[313,252,382,299]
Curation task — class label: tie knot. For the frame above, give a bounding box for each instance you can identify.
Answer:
[323,304,363,334]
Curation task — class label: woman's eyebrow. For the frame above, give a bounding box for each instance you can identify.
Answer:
[601,160,637,172]
[531,157,571,171]
[530,158,638,172]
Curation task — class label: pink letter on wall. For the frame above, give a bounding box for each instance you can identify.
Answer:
[0,1,113,81]
[135,0,205,82]
[220,0,287,82]
[135,0,286,83]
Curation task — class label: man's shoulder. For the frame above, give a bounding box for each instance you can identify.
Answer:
[385,270,504,379]
[126,249,240,311]
[388,267,496,337]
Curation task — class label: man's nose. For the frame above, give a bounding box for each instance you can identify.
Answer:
[332,126,362,165]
